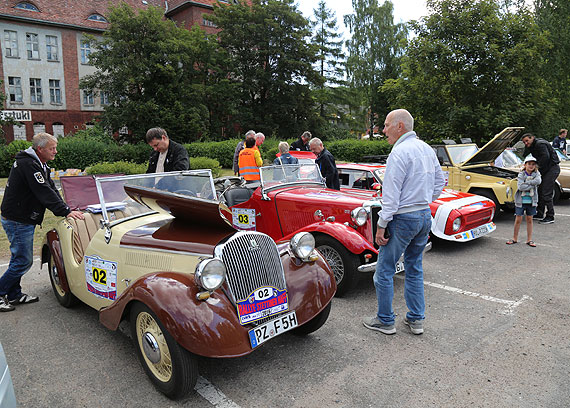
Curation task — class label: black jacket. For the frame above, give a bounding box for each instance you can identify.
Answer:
[290,137,309,151]
[146,140,190,173]
[1,147,70,225]
[316,148,340,190]
[523,138,560,173]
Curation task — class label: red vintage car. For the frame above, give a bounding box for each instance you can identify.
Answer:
[336,163,497,242]
[217,162,416,296]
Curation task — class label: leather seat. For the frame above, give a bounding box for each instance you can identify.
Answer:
[224,188,253,207]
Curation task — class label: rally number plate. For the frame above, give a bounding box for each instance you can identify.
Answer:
[248,311,298,349]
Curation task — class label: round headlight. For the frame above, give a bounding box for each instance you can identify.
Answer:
[290,232,315,260]
[452,218,462,232]
[351,207,368,226]
[195,258,226,291]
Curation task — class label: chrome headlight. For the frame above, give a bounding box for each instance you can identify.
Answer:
[290,232,315,260]
[452,218,462,232]
[351,207,368,226]
[195,258,226,291]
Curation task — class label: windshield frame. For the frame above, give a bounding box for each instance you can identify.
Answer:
[446,144,480,166]
[259,163,326,195]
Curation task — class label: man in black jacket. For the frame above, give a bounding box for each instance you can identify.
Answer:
[0,133,83,312]
[309,137,340,190]
[146,127,189,173]
[290,131,311,151]
[522,133,561,224]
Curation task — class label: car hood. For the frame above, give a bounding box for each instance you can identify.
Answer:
[460,127,524,167]
[270,186,379,208]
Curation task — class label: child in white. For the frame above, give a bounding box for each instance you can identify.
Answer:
[507,155,541,247]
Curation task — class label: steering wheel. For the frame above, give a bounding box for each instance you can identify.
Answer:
[173,189,197,197]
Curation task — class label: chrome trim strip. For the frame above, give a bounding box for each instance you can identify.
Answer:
[119,245,211,258]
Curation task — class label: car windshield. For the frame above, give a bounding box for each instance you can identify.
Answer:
[95,170,216,222]
[446,145,479,164]
[502,149,523,167]
[260,163,325,189]
[555,148,569,161]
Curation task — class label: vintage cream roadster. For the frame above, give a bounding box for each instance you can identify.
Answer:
[41,170,335,399]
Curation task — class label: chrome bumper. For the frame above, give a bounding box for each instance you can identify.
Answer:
[357,241,433,273]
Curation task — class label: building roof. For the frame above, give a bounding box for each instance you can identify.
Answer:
[0,0,166,32]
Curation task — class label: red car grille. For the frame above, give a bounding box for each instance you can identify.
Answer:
[463,208,493,231]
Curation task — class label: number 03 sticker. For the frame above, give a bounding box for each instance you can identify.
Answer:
[84,255,118,300]
[232,208,256,231]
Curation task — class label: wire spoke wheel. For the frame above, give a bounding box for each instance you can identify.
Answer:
[318,245,345,283]
[315,236,358,296]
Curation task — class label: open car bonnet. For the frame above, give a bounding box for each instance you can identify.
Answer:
[460,127,524,167]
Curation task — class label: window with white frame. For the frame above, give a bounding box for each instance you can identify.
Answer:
[80,40,91,64]
[46,35,58,61]
[26,32,39,59]
[203,18,217,27]
[30,78,42,103]
[8,77,23,103]
[83,90,94,105]
[15,2,39,11]
[49,79,61,104]
[88,14,107,23]
[100,91,109,105]
[4,30,18,57]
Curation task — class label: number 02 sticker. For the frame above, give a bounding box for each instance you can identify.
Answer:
[84,255,118,300]
[232,208,256,231]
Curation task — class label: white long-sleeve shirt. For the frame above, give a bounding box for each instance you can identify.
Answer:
[378,131,445,228]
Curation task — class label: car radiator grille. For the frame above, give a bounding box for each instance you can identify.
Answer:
[463,208,493,231]
[219,231,287,305]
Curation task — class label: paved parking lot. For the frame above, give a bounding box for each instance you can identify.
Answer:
[1,201,569,407]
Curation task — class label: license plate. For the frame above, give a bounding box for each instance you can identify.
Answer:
[248,311,298,348]
[395,260,405,274]
[470,224,490,238]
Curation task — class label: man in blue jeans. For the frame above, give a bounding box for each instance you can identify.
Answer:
[0,133,83,312]
[363,109,445,335]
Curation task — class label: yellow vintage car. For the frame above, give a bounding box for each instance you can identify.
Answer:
[431,127,524,210]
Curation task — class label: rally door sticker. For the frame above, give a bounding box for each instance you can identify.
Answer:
[84,255,118,300]
[236,286,289,325]
[232,208,256,231]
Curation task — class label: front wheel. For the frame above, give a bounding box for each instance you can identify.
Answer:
[130,302,198,400]
[315,236,358,297]
[292,302,332,336]
[48,252,78,308]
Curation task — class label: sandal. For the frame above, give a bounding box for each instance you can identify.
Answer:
[526,241,536,247]
[506,239,518,245]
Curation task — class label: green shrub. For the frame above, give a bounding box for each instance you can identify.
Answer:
[190,156,221,177]
[0,140,32,177]
[327,139,392,162]
[85,161,147,175]
[50,135,112,170]
[185,140,238,168]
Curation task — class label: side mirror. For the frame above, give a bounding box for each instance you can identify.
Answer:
[371,183,382,191]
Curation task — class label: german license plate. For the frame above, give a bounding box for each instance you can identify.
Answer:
[248,311,298,348]
[470,224,490,238]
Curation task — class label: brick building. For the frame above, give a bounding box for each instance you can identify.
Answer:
[0,0,231,142]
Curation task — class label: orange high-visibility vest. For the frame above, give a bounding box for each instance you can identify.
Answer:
[239,148,261,180]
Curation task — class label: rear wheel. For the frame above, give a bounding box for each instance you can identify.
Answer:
[315,236,358,297]
[292,302,332,336]
[48,252,78,308]
[130,302,198,400]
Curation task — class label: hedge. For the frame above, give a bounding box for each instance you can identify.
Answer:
[0,135,390,177]
[85,157,221,177]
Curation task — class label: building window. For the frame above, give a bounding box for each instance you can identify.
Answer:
[52,123,64,138]
[83,90,94,105]
[49,79,61,104]
[33,122,46,134]
[4,30,18,57]
[88,14,107,23]
[30,78,42,103]
[46,35,58,61]
[8,77,23,103]
[26,32,39,59]
[14,2,39,11]
[80,40,91,64]
[100,91,109,105]
[202,18,217,28]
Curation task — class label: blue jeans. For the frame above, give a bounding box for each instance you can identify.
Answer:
[373,209,431,325]
[0,217,36,301]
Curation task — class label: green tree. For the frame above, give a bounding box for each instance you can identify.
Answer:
[80,4,237,143]
[211,0,322,138]
[383,0,552,143]
[535,0,570,137]
[311,0,345,118]
[344,0,407,136]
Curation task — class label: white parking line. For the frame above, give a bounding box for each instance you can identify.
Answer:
[395,275,531,315]
[194,376,242,408]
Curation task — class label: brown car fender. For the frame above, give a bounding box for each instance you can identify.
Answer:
[43,229,71,292]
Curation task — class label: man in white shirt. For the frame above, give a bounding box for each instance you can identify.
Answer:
[363,109,445,336]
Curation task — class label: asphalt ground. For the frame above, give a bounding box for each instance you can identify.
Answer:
[1,200,569,407]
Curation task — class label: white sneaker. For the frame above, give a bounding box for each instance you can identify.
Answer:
[0,295,15,312]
